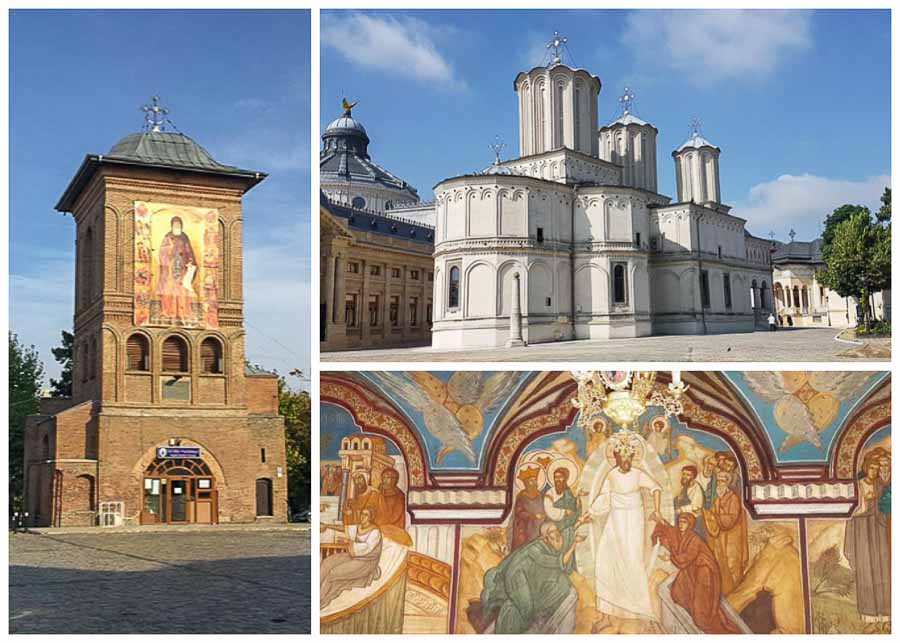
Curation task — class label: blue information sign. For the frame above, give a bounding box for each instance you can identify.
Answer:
[156,446,201,459]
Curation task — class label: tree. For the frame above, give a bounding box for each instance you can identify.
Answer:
[279,378,311,513]
[49,330,74,397]
[822,204,869,251]
[877,187,891,224]
[818,210,891,331]
[9,333,44,513]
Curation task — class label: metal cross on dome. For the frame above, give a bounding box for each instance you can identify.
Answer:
[141,96,169,132]
[489,135,506,165]
[689,117,702,137]
[547,31,567,65]
[789,228,797,242]
[619,87,636,115]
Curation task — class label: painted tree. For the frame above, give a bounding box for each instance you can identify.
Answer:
[9,333,44,513]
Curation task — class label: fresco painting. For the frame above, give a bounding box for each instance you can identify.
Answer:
[319,371,890,634]
[134,201,220,328]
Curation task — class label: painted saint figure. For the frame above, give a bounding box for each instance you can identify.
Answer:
[587,437,662,628]
[156,216,198,323]
[543,465,582,553]
[343,471,380,526]
[320,507,383,609]
[508,466,545,551]
[477,521,586,633]
[843,450,891,631]
[702,466,749,595]
[674,465,706,540]
[651,513,741,634]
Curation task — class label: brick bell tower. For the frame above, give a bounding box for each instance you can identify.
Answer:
[23,97,288,527]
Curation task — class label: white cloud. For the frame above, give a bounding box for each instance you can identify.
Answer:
[322,13,466,90]
[732,173,890,239]
[624,10,813,85]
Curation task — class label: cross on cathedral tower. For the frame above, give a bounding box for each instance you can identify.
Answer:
[141,95,169,132]
[619,86,636,115]
[546,31,567,65]
[489,135,506,165]
[689,117,702,137]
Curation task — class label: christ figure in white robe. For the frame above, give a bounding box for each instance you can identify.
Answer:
[588,449,662,629]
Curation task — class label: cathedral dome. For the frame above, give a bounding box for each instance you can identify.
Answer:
[675,131,719,152]
[322,102,371,158]
[323,113,368,137]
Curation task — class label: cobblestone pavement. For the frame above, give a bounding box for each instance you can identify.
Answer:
[322,327,890,363]
[9,528,310,634]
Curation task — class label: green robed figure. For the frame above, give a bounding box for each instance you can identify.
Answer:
[478,516,588,633]
[543,466,583,554]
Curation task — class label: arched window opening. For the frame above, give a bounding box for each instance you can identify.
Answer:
[448,266,460,309]
[162,336,189,373]
[613,264,627,305]
[89,337,98,380]
[200,337,223,374]
[126,334,150,371]
[256,478,273,517]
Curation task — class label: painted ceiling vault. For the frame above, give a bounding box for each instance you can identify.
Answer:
[323,371,888,471]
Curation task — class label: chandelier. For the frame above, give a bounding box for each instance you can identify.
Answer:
[570,370,688,430]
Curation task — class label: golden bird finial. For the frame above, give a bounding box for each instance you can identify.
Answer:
[341,97,358,114]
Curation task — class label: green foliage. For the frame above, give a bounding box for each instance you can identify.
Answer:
[856,320,891,337]
[818,204,891,330]
[811,545,854,597]
[877,187,891,223]
[278,378,311,513]
[822,204,868,250]
[49,330,74,397]
[9,333,44,513]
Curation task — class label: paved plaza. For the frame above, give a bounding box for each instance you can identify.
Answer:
[9,526,311,634]
[323,327,890,363]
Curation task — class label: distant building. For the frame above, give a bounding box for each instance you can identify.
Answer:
[23,100,288,527]
[320,194,434,351]
[772,237,891,327]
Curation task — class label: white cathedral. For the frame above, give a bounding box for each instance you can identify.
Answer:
[322,38,775,350]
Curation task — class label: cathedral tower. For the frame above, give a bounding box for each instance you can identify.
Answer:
[599,87,658,193]
[24,97,288,528]
[514,33,600,158]
[672,120,722,205]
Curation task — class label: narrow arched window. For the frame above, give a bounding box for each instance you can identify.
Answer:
[448,266,460,309]
[613,264,627,304]
[89,337,97,379]
[200,337,223,374]
[162,336,189,373]
[126,334,150,371]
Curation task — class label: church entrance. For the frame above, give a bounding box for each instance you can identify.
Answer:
[141,457,218,525]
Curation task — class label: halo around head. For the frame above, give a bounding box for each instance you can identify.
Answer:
[515,462,547,490]
[548,457,580,486]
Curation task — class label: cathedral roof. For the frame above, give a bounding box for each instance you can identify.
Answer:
[322,194,433,244]
[676,132,719,152]
[320,103,419,202]
[603,112,655,130]
[772,238,824,264]
[56,129,266,212]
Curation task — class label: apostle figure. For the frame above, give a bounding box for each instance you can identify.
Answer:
[651,513,741,634]
[320,507,383,609]
[156,216,198,324]
[587,433,662,629]
[674,465,706,540]
[478,521,586,633]
[543,463,582,552]
[844,450,891,631]
[508,465,545,551]
[343,471,380,526]
[702,465,748,595]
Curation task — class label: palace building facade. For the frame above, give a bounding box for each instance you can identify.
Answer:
[319,103,436,352]
[22,101,288,527]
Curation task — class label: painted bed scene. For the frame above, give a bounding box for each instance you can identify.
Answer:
[319,370,890,634]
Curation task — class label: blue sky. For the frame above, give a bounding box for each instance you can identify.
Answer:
[322,9,890,241]
[10,9,311,388]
